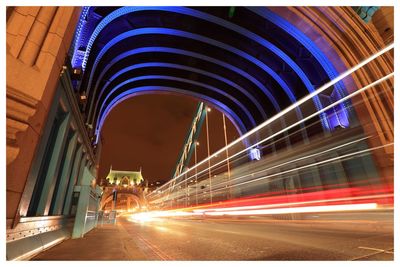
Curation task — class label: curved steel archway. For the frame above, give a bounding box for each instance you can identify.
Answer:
[88,46,283,122]
[96,86,249,144]
[87,28,308,133]
[99,75,257,127]
[95,62,268,120]
[70,6,353,144]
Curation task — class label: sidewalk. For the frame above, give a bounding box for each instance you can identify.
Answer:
[32,223,147,260]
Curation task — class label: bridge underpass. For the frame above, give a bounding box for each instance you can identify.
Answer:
[6,6,394,261]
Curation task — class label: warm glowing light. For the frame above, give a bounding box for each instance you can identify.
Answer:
[193,192,391,214]
[129,201,380,222]
[207,107,211,112]
[130,212,156,223]
[202,203,378,216]
[155,226,169,232]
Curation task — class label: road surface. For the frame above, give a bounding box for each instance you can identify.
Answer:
[119,214,393,260]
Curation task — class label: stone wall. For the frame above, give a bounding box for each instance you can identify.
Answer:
[6,7,81,225]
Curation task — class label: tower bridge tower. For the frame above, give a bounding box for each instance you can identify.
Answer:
[101,167,146,212]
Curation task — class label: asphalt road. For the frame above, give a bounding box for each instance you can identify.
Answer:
[119,215,393,260]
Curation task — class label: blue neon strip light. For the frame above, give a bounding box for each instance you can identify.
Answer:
[81,6,343,131]
[87,47,284,125]
[98,75,257,128]
[247,7,350,130]
[82,6,323,128]
[87,28,298,109]
[71,6,90,69]
[96,86,248,144]
[91,62,267,125]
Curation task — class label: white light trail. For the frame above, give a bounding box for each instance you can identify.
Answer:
[213,142,393,191]
[165,135,370,199]
[130,210,203,222]
[133,202,380,220]
[153,69,392,201]
[149,43,394,199]
[157,141,392,203]
[193,193,393,213]
[208,136,370,190]
[203,203,378,216]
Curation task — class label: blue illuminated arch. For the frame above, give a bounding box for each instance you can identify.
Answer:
[90,62,268,126]
[98,75,258,128]
[87,27,300,116]
[80,7,331,128]
[247,7,350,124]
[88,47,300,140]
[70,6,90,68]
[87,47,289,126]
[74,6,355,134]
[96,86,249,144]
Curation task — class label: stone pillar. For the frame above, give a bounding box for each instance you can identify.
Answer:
[6,6,81,225]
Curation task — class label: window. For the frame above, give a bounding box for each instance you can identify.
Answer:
[27,107,67,216]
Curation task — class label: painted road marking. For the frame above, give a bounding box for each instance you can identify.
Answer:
[358,246,393,253]
[358,246,385,252]
[351,246,394,260]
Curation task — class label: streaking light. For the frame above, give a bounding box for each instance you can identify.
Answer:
[214,141,393,191]
[193,193,392,214]
[130,210,203,223]
[203,203,378,216]
[150,71,394,198]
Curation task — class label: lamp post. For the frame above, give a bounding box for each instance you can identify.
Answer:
[195,141,199,205]
[206,107,212,204]
[222,113,232,200]
[185,171,188,207]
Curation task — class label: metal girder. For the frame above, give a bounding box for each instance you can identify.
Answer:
[168,102,207,196]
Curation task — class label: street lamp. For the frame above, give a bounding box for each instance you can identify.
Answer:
[194,141,200,205]
[185,171,188,207]
[222,113,232,200]
[205,106,212,204]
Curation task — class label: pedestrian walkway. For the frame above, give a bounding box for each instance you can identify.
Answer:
[32,223,147,260]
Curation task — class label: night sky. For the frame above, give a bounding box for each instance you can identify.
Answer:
[98,94,239,183]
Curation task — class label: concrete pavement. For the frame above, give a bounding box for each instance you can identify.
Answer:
[32,223,147,260]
